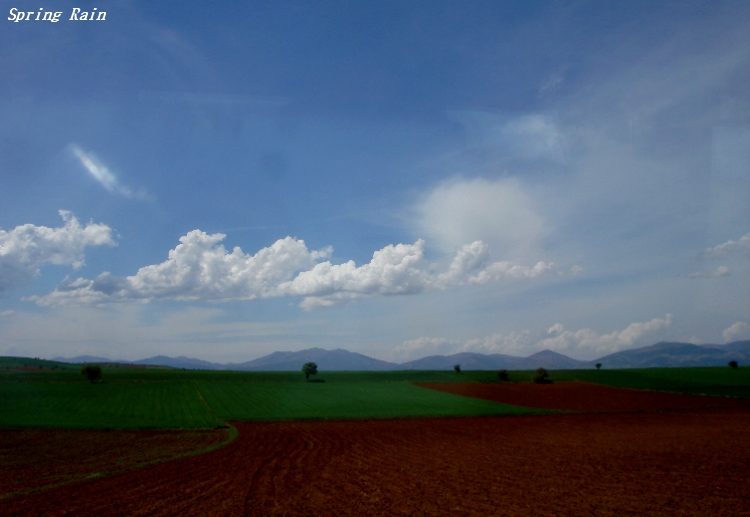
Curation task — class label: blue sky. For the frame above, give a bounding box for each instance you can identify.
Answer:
[1,1,749,362]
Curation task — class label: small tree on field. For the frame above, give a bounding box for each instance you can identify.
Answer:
[454,364,461,374]
[81,364,102,383]
[532,367,552,384]
[302,362,318,381]
[595,363,602,370]
[729,360,739,369]
[497,369,509,381]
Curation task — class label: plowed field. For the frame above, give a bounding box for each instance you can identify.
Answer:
[418,380,750,411]
[0,428,229,497]
[2,408,750,516]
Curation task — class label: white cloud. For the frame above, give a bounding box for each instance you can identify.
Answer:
[0,211,115,292]
[446,111,565,162]
[459,330,536,357]
[392,336,461,361]
[30,231,554,309]
[413,177,546,258]
[468,260,554,284]
[279,240,432,307]
[702,232,750,258]
[32,231,331,305]
[723,321,750,343]
[539,314,674,357]
[393,331,537,363]
[686,265,731,278]
[70,144,153,201]
[393,315,675,361]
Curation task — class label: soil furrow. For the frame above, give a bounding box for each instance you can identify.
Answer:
[2,383,750,516]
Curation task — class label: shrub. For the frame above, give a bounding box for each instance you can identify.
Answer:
[497,369,509,381]
[81,364,102,383]
[595,363,602,370]
[454,364,461,374]
[532,367,552,384]
[729,360,739,369]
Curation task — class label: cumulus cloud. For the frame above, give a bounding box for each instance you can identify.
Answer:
[413,177,546,258]
[702,232,750,258]
[393,329,537,362]
[723,321,750,342]
[33,231,331,305]
[0,211,115,292]
[392,337,462,361]
[30,231,554,309]
[539,314,674,357]
[686,265,730,278]
[393,315,675,361]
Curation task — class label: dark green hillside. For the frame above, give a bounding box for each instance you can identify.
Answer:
[0,357,77,371]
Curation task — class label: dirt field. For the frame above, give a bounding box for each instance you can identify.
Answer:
[2,407,750,515]
[0,428,229,497]
[419,380,750,411]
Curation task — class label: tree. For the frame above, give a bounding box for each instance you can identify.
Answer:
[595,363,602,370]
[81,364,102,383]
[302,362,318,381]
[532,367,552,384]
[454,364,461,374]
[729,360,739,369]
[497,369,509,381]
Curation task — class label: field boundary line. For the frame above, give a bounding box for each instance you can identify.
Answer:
[0,425,238,501]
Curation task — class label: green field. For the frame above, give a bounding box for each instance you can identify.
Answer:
[2,357,749,429]
[551,367,750,398]
[197,380,539,421]
[0,360,542,428]
[0,381,223,429]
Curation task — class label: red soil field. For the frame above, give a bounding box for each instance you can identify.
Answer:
[2,408,750,516]
[0,428,229,497]
[419,380,750,411]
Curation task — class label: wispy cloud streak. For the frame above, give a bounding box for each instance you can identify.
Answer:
[70,144,153,201]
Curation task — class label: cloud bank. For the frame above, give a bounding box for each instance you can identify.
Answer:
[702,232,750,259]
[30,231,555,309]
[413,177,546,259]
[539,314,674,357]
[0,211,115,292]
[723,321,750,343]
[395,314,674,361]
[686,266,731,279]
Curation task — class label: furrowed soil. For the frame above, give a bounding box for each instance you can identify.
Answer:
[2,408,750,515]
[0,428,229,497]
[418,380,750,411]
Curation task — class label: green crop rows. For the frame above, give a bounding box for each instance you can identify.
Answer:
[0,381,223,429]
[551,367,750,398]
[2,357,749,430]
[196,380,542,421]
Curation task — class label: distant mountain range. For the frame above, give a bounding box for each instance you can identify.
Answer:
[594,341,750,368]
[51,340,750,371]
